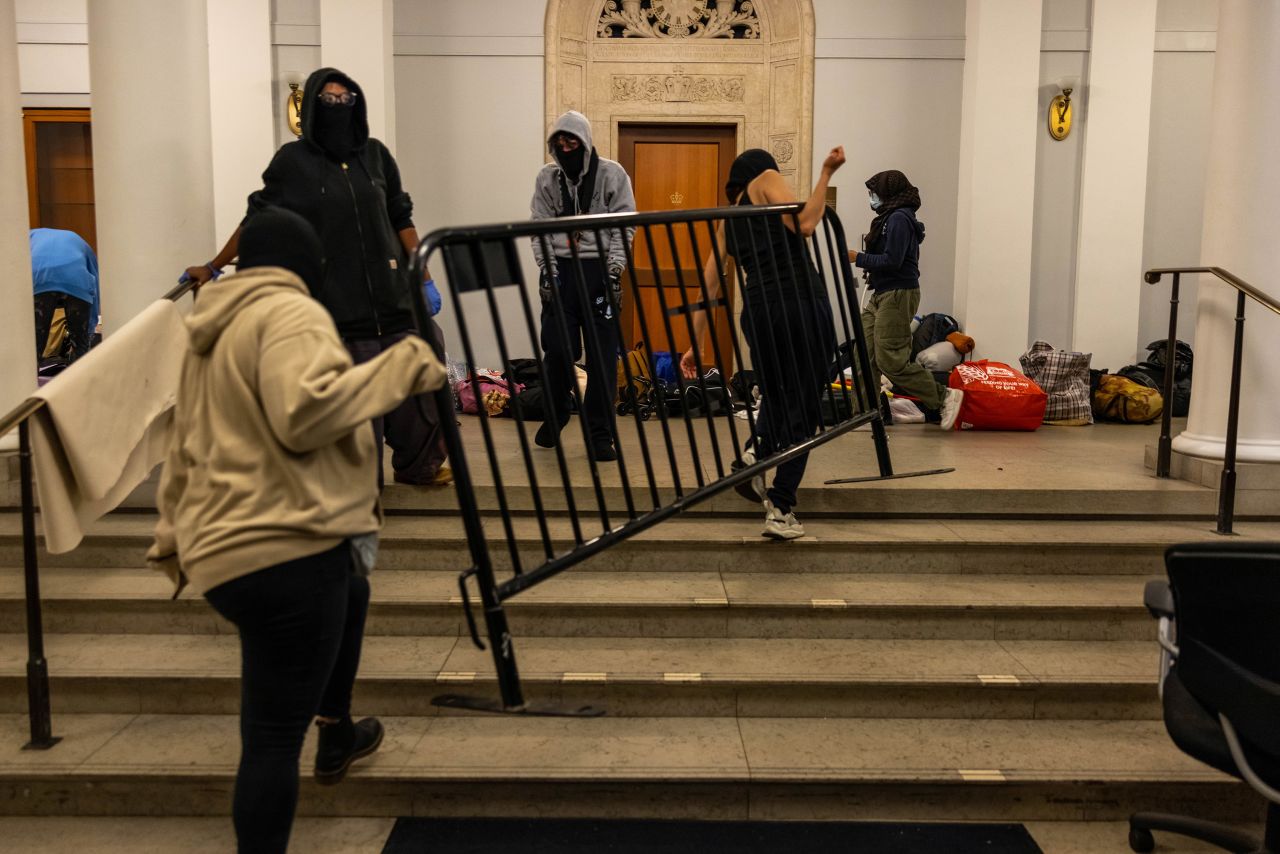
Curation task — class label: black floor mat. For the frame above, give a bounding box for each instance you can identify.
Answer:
[382,817,1043,853]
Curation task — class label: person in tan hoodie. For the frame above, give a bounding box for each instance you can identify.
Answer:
[148,208,445,854]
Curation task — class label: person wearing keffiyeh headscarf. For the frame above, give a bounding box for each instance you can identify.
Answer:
[851,170,964,431]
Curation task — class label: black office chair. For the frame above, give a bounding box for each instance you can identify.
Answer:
[1130,542,1280,853]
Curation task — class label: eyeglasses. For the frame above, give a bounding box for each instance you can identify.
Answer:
[553,133,581,150]
[318,91,358,107]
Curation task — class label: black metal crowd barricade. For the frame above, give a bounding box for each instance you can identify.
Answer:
[408,202,950,715]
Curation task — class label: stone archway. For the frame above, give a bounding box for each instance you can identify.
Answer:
[544,0,816,193]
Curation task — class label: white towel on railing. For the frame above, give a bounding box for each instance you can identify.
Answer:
[30,299,188,553]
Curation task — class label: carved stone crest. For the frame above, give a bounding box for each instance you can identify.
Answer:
[772,138,794,164]
[598,0,761,40]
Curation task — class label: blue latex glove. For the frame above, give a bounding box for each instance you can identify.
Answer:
[178,263,222,285]
[423,278,442,316]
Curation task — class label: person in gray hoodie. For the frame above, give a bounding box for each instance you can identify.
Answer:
[530,110,636,461]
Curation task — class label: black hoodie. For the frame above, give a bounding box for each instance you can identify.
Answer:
[244,68,415,339]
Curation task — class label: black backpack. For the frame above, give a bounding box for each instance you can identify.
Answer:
[510,386,548,421]
[1118,339,1193,416]
[504,357,542,388]
[1144,339,1193,381]
[911,312,960,359]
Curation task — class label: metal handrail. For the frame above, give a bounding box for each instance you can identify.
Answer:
[1145,266,1280,316]
[2,275,199,750]
[1144,266,1279,534]
[0,398,45,443]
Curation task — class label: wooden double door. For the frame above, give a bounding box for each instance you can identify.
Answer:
[617,123,737,374]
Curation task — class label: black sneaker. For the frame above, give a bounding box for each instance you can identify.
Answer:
[314,716,384,786]
[534,414,569,449]
[589,441,618,462]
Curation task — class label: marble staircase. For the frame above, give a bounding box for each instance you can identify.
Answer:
[0,422,1275,850]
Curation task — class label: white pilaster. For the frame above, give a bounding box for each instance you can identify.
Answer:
[1173,0,1280,464]
[320,0,396,151]
[88,0,216,334]
[207,0,276,242]
[952,0,1042,361]
[1070,0,1157,370]
[0,0,36,424]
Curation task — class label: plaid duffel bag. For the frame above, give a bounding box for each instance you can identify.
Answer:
[1019,340,1093,424]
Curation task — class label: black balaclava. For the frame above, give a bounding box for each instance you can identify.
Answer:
[237,207,325,293]
[313,102,358,159]
[725,149,780,203]
[553,134,587,180]
[864,170,922,246]
[300,67,369,158]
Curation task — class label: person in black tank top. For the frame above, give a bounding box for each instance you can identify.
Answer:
[681,147,846,541]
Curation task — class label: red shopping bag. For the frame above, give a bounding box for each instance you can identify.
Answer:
[948,360,1047,431]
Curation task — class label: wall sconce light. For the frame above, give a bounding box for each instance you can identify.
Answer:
[287,82,303,137]
[1048,76,1079,141]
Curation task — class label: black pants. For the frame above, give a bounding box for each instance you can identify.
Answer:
[344,321,448,488]
[33,291,93,363]
[539,258,619,446]
[742,295,836,514]
[204,543,370,854]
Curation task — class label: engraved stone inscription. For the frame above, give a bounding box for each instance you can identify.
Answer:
[611,74,746,103]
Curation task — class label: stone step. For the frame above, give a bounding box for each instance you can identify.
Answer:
[0,713,1259,824]
[0,633,1160,719]
[6,514,1278,575]
[0,567,1158,641]
[0,817,1262,854]
[0,817,397,854]
[6,420,1251,519]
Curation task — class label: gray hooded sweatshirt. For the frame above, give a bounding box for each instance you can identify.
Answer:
[530,110,636,278]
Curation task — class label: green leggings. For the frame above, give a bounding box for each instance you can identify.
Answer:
[861,288,946,411]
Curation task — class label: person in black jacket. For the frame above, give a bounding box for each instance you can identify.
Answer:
[185,67,450,487]
[850,170,963,431]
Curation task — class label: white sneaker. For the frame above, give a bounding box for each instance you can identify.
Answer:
[939,387,965,431]
[762,500,805,541]
[731,448,765,504]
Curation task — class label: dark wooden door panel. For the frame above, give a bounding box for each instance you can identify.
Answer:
[617,123,737,373]
[24,109,97,252]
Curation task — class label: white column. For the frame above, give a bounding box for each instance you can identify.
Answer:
[88,0,216,334]
[207,0,276,242]
[0,0,36,426]
[952,0,1042,361]
[1173,1,1280,464]
[1070,0,1157,370]
[320,0,396,151]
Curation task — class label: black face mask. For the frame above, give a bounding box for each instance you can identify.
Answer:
[313,103,357,158]
[554,145,586,179]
